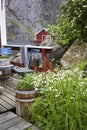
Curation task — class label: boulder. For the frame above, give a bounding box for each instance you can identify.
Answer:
[61,42,87,67]
[49,45,67,65]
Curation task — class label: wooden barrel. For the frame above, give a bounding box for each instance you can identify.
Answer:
[0,68,11,80]
[16,89,36,117]
[0,59,11,80]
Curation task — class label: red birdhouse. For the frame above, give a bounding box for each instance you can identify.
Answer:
[36,29,48,44]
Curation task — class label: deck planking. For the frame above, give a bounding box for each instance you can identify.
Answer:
[0,78,16,113]
[0,111,32,130]
[0,76,39,130]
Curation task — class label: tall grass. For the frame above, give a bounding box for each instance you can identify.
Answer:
[28,69,87,130]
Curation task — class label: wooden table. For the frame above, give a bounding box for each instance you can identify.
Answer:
[0,64,13,69]
[5,45,55,72]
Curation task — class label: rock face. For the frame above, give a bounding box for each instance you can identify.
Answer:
[6,0,65,40]
[61,42,87,67]
[50,46,67,65]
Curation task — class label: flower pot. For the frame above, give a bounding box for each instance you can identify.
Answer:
[16,89,36,117]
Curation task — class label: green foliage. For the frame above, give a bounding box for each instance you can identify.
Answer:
[16,74,35,90]
[25,128,32,130]
[74,60,87,71]
[48,0,87,46]
[0,55,10,59]
[28,70,87,130]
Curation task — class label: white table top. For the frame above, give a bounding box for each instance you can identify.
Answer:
[0,64,13,68]
[5,45,55,49]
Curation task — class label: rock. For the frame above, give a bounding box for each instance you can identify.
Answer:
[6,0,65,40]
[82,64,87,78]
[49,45,67,65]
[61,42,87,67]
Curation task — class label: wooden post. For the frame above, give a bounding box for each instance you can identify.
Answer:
[0,32,1,48]
[41,49,54,72]
[0,0,7,46]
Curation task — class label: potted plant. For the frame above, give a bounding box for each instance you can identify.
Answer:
[16,74,35,90]
[16,74,36,117]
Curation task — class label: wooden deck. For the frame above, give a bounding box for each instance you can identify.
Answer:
[0,76,39,130]
[0,78,16,113]
[0,111,32,130]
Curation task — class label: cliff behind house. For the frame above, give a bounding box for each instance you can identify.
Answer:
[6,0,65,41]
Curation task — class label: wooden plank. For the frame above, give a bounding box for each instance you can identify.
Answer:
[4,81,16,89]
[0,117,23,130]
[3,87,15,96]
[0,94,15,107]
[3,78,16,87]
[3,83,15,92]
[0,98,12,110]
[0,78,16,113]
[0,112,17,123]
[6,121,32,130]
[2,90,15,101]
[11,61,24,67]
[3,83,15,91]
[0,105,7,113]
[0,111,32,130]
[0,76,17,113]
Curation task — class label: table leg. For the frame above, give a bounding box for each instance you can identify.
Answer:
[41,49,54,72]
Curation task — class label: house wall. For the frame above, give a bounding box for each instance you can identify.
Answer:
[36,30,48,43]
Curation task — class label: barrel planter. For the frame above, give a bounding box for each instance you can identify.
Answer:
[16,89,36,118]
[0,59,11,80]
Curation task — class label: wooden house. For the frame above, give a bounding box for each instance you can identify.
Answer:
[32,29,50,45]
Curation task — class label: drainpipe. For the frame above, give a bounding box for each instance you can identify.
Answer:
[0,0,7,47]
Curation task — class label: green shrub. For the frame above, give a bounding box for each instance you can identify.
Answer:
[48,0,87,46]
[0,55,10,58]
[29,69,87,130]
